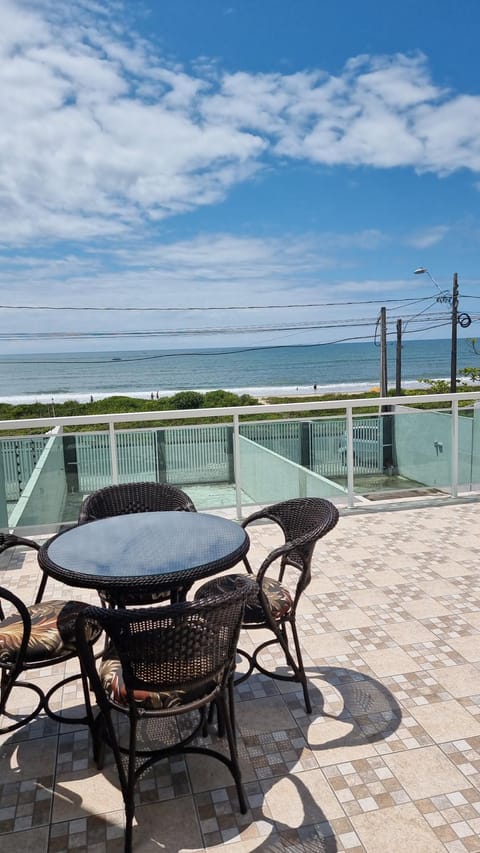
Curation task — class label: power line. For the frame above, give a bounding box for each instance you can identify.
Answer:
[0,295,435,312]
[0,311,468,342]
[0,317,459,365]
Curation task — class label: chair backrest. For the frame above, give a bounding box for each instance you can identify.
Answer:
[76,586,246,705]
[243,497,339,593]
[78,482,196,523]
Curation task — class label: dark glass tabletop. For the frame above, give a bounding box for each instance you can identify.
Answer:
[39,511,249,593]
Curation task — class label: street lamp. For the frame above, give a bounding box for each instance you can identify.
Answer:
[414,267,463,393]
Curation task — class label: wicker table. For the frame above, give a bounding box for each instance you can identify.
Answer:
[39,511,250,604]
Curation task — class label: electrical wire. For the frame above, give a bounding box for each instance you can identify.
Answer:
[0,295,437,312]
[0,318,459,365]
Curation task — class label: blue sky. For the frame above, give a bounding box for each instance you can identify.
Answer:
[1,0,480,353]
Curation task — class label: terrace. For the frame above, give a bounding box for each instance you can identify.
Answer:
[1,497,480,853]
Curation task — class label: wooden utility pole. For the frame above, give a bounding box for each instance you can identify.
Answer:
[395,319,402,395]
[380,307,388,398]
[451,272,458,393]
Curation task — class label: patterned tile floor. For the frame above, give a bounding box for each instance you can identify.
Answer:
[1,500,480,852]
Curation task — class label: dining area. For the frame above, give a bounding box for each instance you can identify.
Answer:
[2,490,480,852]
[0,484,342,853]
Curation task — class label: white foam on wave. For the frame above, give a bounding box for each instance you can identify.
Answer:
[0,379,431,406]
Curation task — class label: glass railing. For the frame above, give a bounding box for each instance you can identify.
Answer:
[1,390,480,533]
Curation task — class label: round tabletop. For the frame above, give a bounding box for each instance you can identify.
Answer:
[39,511,249,593]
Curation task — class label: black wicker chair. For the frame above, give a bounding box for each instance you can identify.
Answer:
[0,535,101,733]
[78,482,197,607]
[78,482,196,523]
[194,498,339,714]
[76,586,248,853]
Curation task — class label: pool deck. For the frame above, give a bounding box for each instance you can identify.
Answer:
[1,499,480,852]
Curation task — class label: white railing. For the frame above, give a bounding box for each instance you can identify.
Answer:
[1,390,480,525]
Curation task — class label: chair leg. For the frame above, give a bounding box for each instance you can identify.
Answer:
[123,713,138,853]
[289,619,312,714]
[219,682,247,814]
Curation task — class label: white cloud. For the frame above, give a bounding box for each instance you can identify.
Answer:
[0,2,479,247]
[407,225,450,249]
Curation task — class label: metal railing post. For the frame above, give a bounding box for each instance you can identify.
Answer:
[451,399,458,498]
[347,405,355,507]
[109,421,119,485]
[233,414,243,520]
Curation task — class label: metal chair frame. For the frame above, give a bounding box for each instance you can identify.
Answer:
[0,534,98,733]
[195,498,339,714]
[76,586,248,853]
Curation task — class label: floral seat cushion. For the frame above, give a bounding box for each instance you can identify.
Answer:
[196,574,293,626]
[100,653,219,711]
[0,599,100,664]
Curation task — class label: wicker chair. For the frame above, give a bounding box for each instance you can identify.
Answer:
[76,586,248,853]
[194,498,339,714]
[78,482,197,607]
[0,535,101,733]
[78,482,196,523]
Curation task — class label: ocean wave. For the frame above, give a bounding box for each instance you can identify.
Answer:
[0,379,432,406]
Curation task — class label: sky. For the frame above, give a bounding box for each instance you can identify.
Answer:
[1,0,480,354]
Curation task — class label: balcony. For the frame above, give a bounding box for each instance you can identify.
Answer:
[1,498,479,852]
[1,389,480,536]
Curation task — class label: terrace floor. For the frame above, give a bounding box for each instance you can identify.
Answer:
[1,499,480,852]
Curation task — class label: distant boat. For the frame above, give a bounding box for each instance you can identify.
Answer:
[112,357,122,361]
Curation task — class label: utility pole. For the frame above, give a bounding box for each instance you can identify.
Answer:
[451,272,458,394]
[395,319,402,395]
[380,307,388,398]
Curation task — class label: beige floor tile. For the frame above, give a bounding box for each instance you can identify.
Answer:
[322,558,359,577]
[349,588,391,606]
[417,578,463,596]
[302,631,353,659]
[462,611,480,630]
[351,802,446,853]
[262,768,345,825]
[383,745,468,799]
[0,826,49,853]
[429,662,480,698]
[360,647,420,676]
[402,598,449,619]
[0,733,57,782]
[446,635,480,661]
[297,596,322,615]
[365,570,405,587]
[307,718,378,766]
[308,575,339,594]
[326,608,373,631]
[131,796,203,852]
[52,766,124,821]
[382,620,438,645]
[186,749,257,792]
[236,697,295,734]
[381,555,409,569]
[433,561,472,578]
[410,699,480,741]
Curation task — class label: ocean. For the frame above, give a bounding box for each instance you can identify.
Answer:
[0,338,476,404]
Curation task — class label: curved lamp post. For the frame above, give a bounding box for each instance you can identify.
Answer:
[413,267,471,393]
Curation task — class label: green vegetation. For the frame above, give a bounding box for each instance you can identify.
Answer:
[0,390,260,434]
[1,379,479,435]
